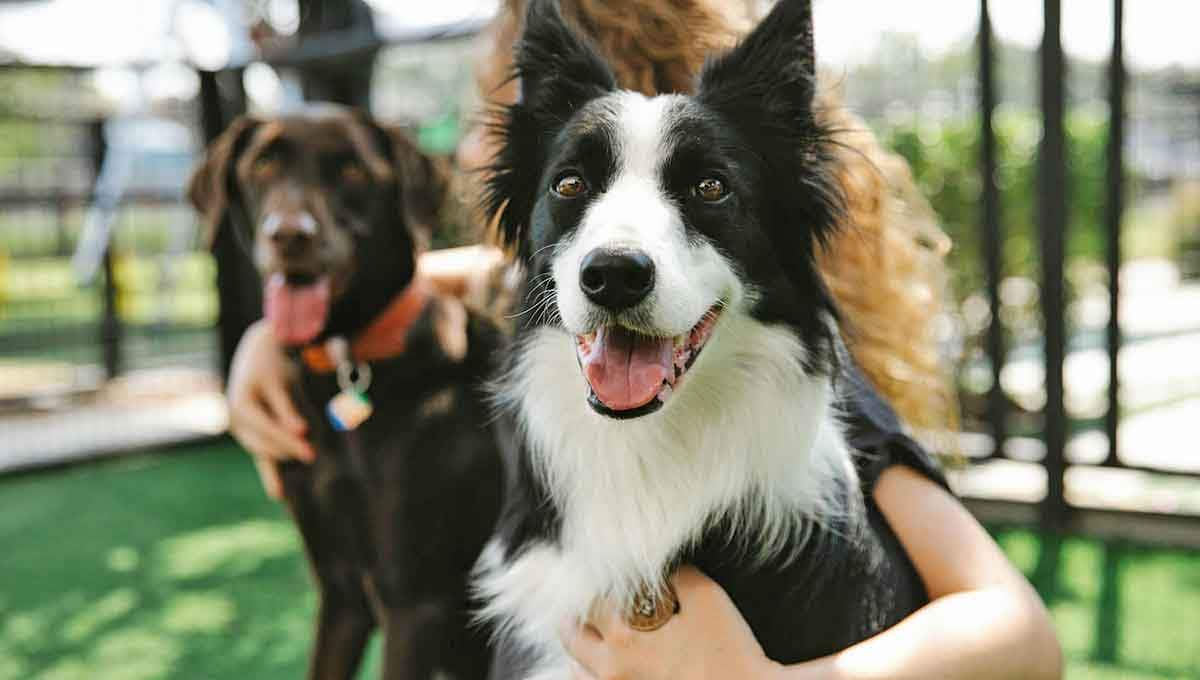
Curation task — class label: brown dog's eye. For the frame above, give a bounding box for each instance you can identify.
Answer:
[694,178,728,202]
[252,157,280,182]
[553,174,587,198]
[341,164,367,185]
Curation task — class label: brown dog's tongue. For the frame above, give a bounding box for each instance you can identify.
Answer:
[264,273,331,346]
[579,326,673,411]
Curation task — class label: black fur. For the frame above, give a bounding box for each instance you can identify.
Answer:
[694,0,845,370]
[192,108,503,680]
[284,307,503,680]
[483,0,617,258]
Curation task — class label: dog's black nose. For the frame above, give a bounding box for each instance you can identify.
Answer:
[579,248,655,310]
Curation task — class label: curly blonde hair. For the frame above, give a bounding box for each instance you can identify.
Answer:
[486,0,957,445]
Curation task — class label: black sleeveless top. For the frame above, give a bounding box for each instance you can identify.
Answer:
[839,359,949,496]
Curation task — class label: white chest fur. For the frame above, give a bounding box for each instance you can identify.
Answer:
[477,316,858,679]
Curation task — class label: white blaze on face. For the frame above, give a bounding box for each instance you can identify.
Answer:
[260,211,318,238]
[552,92,738,338]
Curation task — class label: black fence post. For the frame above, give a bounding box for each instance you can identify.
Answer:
[1103,0,1125,467]
[89,119,122,379]
[1038,0,1069,529]
[979,0,1007,456]
[197,69,257,381]
[295,0,378,108]
[54,190,69,257]
[197,69,227,142]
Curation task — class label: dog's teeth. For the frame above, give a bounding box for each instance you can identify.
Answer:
[658,383,673,402]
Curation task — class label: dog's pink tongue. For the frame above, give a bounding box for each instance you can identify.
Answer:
[580,326,673,411]
[264,273,331,346]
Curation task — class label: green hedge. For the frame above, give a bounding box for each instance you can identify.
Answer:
[881,110,1112,301]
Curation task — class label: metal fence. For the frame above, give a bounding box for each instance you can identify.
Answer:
[0,1,1196,541]
[969,0,1200,543]
[0,110,215,393]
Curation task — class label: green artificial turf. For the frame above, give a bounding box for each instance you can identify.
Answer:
[1,442,1198,679]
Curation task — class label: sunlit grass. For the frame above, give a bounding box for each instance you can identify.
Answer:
[0,442,1197,679]
[0,444,316,680]
[158,520,297,582]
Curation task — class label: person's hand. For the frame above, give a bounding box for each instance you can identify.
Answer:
[419,245,510,311]
[561,566,785,680]
[226,319,314,499]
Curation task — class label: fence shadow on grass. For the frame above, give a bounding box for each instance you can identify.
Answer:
[994,527,1200,679]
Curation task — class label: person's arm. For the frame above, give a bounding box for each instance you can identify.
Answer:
[562,466,1062,680]
[226,319,314,499]
[419,245,501,297]
[784,465,1062,680]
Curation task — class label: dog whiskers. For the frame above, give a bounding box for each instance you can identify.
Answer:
[507,273,556,321]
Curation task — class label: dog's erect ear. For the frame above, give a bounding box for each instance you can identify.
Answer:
[515,0,616,126]
[483,0,616,256]
[698,0,816,132]
[698,0,843,319]
[698,0,841,251]
[187,116,260,248]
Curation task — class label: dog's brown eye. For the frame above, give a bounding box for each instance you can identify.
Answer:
[253,157,280,182]
[694,178,727,202]
[341,164,367,185]
[553,174,587,198]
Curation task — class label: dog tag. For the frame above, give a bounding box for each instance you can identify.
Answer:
[327,389,373,431]
[626,582,680,632]
[328,339,373,431]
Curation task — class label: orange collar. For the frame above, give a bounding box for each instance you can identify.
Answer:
[300,278,430,374]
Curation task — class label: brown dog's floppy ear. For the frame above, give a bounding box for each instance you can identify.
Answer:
[383,124,448,249]
[187,116,260,248]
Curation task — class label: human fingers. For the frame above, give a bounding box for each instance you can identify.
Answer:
[260,382,313,461]
[560,620,612,680]
[230,402,309,462]
[252,455,283,500]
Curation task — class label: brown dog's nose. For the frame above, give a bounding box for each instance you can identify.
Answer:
[263,212,318,256]
[271,225,313,255]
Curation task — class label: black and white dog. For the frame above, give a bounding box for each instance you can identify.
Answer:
[477,1,934,677]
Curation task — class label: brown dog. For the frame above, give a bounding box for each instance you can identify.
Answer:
[189,105,502,680]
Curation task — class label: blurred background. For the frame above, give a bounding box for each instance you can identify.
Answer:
[0,0,1197,678]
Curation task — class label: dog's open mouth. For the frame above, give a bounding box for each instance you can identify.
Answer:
[264,272,331,346]
[575,305,722,419]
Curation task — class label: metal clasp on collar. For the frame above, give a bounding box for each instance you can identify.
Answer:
[327,336,372,394]
[325,336,374,432]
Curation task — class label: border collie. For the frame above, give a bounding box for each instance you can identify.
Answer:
[477,1,933,677]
